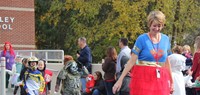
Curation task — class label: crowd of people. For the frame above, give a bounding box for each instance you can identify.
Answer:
[0,42,53,95]
[1,10,200,95]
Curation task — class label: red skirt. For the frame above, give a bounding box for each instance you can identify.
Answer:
[129,65,170,95]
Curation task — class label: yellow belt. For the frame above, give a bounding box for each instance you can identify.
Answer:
[137,61,164,67]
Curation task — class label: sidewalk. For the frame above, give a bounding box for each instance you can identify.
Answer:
[6,88,18,95]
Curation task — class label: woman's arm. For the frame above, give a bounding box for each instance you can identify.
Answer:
[112,53,137,94]
[164,57,174,93]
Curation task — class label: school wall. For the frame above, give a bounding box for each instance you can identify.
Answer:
[0,0,35,50]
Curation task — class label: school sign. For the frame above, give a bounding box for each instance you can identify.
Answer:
[0,16,15,31]
[0,0,35,50]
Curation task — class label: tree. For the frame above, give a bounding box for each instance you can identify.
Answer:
[35,0,200,62]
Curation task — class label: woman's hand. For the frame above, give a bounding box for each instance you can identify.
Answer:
[170,83,174,94]
[112,79,122,94]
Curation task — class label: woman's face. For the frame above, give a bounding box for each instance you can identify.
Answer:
[93,73,98,80]
[5,44,10,50]
[149,21,163,33]
[38,61,45,70]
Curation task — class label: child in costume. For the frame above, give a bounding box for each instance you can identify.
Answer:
[22,56,45,95]
[85,74,95,94]
[169,45,186,95]
[10,55,23,95]
[37,59,53,95]
[19,58,29,95]
[55,55,82,95]
[83,72,105,95]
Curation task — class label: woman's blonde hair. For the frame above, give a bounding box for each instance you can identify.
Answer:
[183,45,191,52]
[194,36,200,52]
[147,11,166,27]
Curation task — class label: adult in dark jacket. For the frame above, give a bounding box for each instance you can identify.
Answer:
[77,37,92,92]
[77,37,92,73]
[116,55,130,95]
[102,46,117,95]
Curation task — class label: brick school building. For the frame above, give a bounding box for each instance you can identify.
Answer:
[0,0,35,50]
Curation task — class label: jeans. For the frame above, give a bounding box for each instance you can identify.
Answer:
[81,78,86,91]
[92,89,101,95]
[197,90,200,95]
[82,89,101,95]
[104,81,115,95]
[117,91,130,95]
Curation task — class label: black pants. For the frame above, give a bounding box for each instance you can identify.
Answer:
[14,86,26,94]
[14,86,19,94]
[17,86,27,95]
[116,91,129,95]
[186,88,195,95]
[87,65,92,74]
[6,72,10,88]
